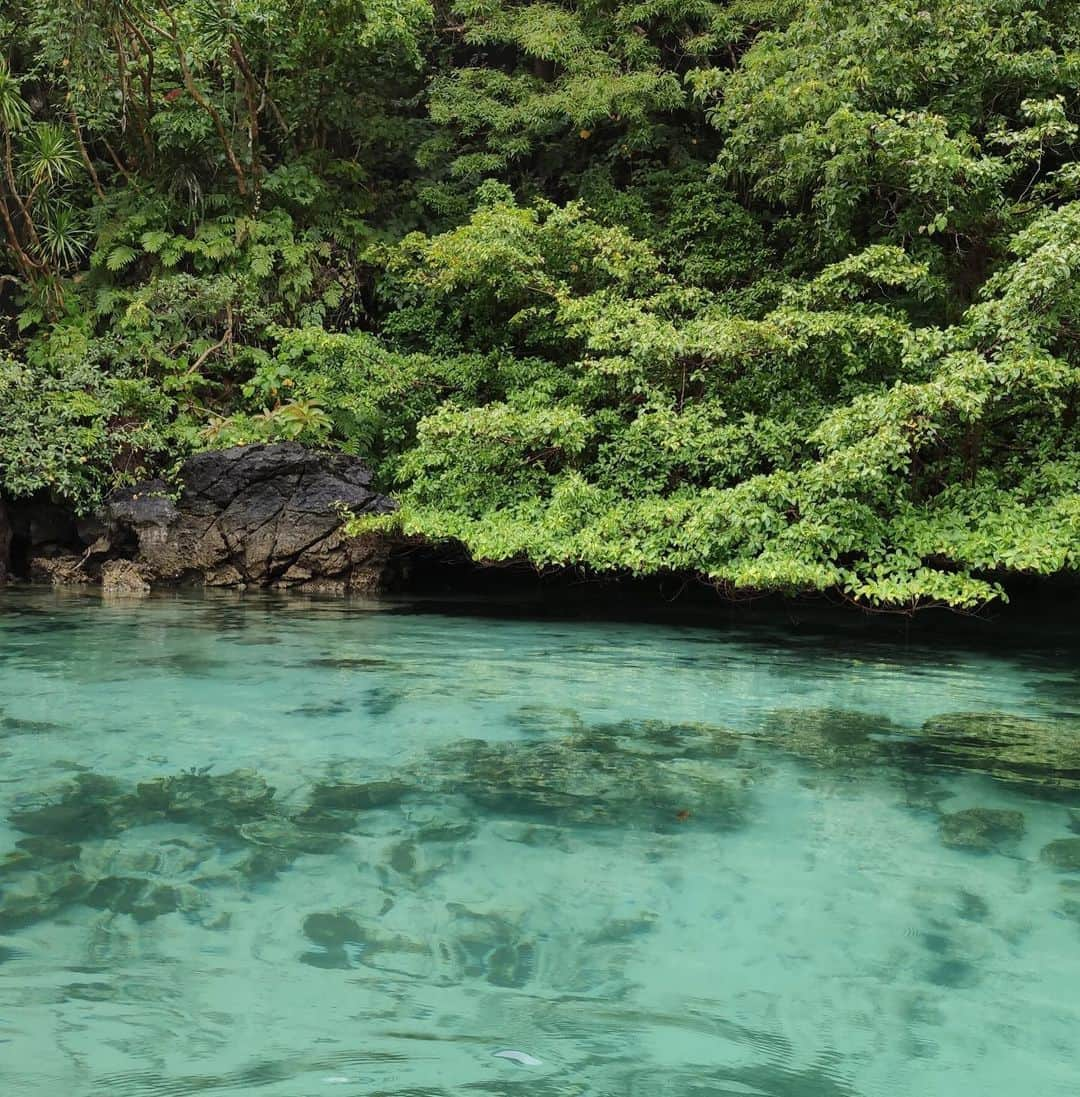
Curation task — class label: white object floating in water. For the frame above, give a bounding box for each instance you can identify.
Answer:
[493,1049,542,1067]
[321,1077,352,1085]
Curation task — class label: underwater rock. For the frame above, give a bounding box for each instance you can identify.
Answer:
[586,910,659,944]
[289,806,357,834]
[1040,838,1080,872]
[752,708,900,770]
[300,911,426,971]
[0,850,34,876]
[232,845,296,883]
[305,657,392,671]
[134,770,276,831]
[939,808,1026,852]
[84,876,187,923]
[388,840,416,875]
[308,779,408,811]
[444,902,535,988]
[413,815,476,844]
[16,836,81,862]
[9,774,134,838]
[571,718,743,762]
[0,715,66,738]
[914,712,1080,790]
[956,890,990,922]
[375,835,455,889]
[434,734,750,831]
[0,865,91,931]
[237,818,343,855]
[303,911,364,946]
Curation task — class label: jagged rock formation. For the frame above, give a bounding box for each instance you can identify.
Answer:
[102,443,396,592]
[9,443,398,593]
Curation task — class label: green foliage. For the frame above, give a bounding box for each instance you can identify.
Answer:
[0,0,1078,609]
[0,350,176,507]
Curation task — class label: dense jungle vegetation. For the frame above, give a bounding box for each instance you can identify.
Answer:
[1,0,1078,609]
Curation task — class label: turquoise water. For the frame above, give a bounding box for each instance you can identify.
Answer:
[1,589,1079,1097]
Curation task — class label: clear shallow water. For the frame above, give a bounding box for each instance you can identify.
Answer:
[1,590,1079,1097]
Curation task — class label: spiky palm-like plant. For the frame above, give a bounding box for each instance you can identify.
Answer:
[39,204,89,269]
[21,123,82,190]
[0,60,31,132]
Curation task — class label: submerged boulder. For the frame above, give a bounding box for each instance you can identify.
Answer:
[84,876,191,923]
[1041,838,1080,872]
[0,865,91,931]
[134,769,277,830]
[9,774,135,839]
[434,732,751,830]
[102,442,397,592]
[914,712,1080,790]
[939,808,1026,852]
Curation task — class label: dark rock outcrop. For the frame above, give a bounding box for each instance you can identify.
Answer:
[103,443,397,592]
[5,443,398,593]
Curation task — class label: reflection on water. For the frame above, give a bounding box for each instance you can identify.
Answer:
[1,589,1079,1097]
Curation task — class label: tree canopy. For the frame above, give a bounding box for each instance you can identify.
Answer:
[1,0,1078,609]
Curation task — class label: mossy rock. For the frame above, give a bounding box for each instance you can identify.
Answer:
[939,808,1025,852]
[1041,838,1080,872]
[915,712,1080,789]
